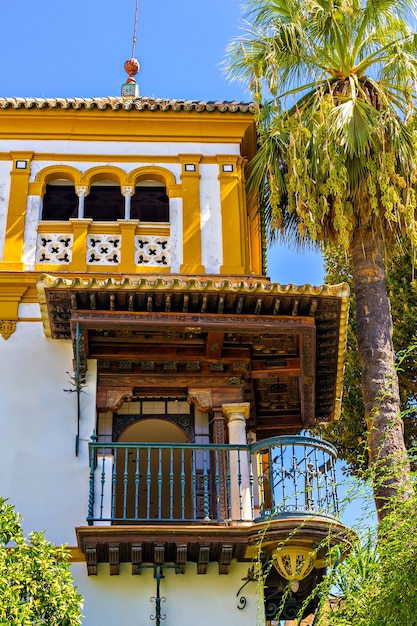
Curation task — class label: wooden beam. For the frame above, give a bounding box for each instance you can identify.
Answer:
[205,332,225,360]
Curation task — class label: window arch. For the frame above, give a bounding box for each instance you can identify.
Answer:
[35,165,81,221]
[42,178,78,220]
[127,166,176,223]
[131,180,169,222]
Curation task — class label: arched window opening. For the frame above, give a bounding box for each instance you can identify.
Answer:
[131,180,169,222]
[84,181,124,221]
[41,179,78,220]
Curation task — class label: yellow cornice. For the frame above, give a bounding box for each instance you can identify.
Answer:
[0,109,257,160]
[0,153,241,164]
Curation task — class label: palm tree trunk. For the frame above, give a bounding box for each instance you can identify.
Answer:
[351,226,413,520]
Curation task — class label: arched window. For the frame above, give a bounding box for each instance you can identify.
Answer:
[84,180,124,221]
[131,180,169,222]
[41,179,78,220]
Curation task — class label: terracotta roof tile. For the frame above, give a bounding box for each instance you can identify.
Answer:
[0,96,255,113]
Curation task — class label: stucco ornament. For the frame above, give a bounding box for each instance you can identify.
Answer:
[0,320,17,339]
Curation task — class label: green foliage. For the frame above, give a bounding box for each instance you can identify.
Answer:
[227,0,417,250]
[315,491,417,625]
[316,242,417,473]
[0,498,83,626]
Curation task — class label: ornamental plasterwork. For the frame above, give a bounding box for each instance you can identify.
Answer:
[0,320,17,340]
[36,233,73,264]
[134,235,170,266]
[86,234,120,265]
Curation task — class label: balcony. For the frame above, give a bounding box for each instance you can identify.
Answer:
[77,435,351,579]
[87,435,340,525]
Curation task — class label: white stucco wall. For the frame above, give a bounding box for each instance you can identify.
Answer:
[200,163,223,273]
[71,560,259,626]
[2,140,241,158]
[0,319,96,545]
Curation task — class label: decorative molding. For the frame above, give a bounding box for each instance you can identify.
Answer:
[135,235,170,266]
[36,233,73,264]
[188,390,212,413]
[0,320,17,339]
[87,234,121,265]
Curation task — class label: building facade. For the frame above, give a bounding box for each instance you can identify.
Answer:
[0,69,351,625]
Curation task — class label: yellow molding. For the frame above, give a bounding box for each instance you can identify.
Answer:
[0,109,256,155]
[179,155,204,274]
[0,153,235,165]
[217,155,248,274]
[3,153,33,266]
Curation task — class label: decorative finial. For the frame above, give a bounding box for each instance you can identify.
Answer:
[124,58,140,84]
[122,58,140,98]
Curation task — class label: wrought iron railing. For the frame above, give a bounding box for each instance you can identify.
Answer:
[87,435,339,525]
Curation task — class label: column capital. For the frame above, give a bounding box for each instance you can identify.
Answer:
[222,402,250,422]
[121,186,135,197]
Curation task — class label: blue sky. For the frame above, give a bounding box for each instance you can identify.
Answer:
[1,0,324,285]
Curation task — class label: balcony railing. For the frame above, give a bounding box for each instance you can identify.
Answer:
[87,435,340,525]
[35,219,170,271]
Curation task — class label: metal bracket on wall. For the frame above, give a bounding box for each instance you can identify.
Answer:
[141,564,183,626]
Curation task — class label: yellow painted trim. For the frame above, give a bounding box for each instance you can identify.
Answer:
[217,155,248,274]
[127,165,177,187]
[2,152,33,266]
[0,109,257,160]
[81,165,126,187]
[0,153,240,166]
[179,155,204,274]
[0,278,30,338]
[34,164,82,195]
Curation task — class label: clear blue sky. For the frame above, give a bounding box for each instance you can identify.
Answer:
[1,0,324,284]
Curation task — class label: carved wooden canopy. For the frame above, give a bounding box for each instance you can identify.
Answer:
[37,274,349,436]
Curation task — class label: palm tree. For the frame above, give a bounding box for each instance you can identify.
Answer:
[228,0,417,519]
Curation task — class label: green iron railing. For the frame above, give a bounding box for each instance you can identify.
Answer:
[87,435,339,524]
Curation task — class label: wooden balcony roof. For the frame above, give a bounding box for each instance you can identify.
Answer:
[38,274,348,433]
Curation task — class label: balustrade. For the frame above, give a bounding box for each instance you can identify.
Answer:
[87,435,340,525]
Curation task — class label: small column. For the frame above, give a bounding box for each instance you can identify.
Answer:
[75,186,88,219]
[122,186,135,220]
[222,402,252,521]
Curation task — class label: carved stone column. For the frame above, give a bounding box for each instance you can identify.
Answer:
[222,402,251,521]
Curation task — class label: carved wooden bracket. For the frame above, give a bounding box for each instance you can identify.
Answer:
[187,389,212,413]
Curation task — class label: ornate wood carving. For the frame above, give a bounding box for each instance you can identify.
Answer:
[197,544,210,575]
[187,390,212,413]
[131,544,143,575]
[85,545,98,576]
[109,543,120,576]
[219,544,233,574]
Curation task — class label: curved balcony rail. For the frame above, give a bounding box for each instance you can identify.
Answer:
[87,435,339,525]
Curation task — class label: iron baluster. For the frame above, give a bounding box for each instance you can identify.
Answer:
[87,431,97,524]
[157,448,163,520]
[237,448,243,520]
[122,448,129,520]
[192,450,197,521]
[202,448,210,521]
[146,448,152,520]
[180,448,185,520]
[214,449,221,521]
[134,448,140,520]
[111,448,117,521]
[99,453,106,520]
[169,448,174,521]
